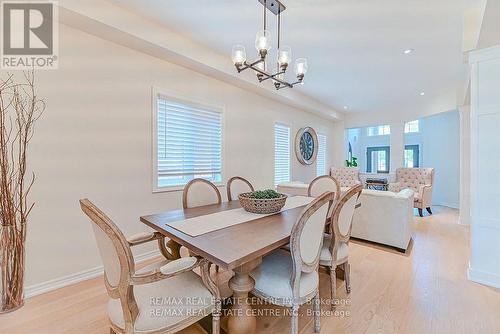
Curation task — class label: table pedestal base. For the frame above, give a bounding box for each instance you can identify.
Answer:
[227,259,261,334]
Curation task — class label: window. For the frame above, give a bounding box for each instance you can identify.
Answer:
[404,120,419,133]
[366,146,390,173]
[154,94,222,189]
[404,145,420,168]
[274,124,291,186]
[367,125,390,136]
[316,134,327,176]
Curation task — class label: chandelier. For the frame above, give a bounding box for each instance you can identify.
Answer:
[231,0,308,90]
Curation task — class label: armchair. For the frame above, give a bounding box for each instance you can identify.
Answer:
[79,199,221,334]
[329,167,362,189]
[388,168,434,217]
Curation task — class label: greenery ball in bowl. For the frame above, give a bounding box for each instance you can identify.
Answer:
[248,189,282,199]
[238,189,288,214]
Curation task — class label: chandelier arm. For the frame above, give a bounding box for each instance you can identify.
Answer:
[235,58,265,72]
[259,70,286,82]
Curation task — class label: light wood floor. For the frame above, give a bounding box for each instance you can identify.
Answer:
[1,206,499,334]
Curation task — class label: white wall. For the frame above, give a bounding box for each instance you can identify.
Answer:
[419,111,460,208]
[22,24,338,288]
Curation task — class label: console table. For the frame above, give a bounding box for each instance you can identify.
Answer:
[365,178,388,191]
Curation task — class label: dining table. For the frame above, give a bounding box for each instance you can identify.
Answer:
[140,196,318,334]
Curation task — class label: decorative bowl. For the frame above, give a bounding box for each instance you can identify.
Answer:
[238,192,288,214]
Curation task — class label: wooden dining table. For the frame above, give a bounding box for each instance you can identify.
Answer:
[140,199,314,334]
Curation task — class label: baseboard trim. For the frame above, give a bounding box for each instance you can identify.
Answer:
[25,250,161,298]
[434,202,459,209]
[467,263,500,289]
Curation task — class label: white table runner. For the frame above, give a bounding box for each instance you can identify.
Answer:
[167,196,314,237]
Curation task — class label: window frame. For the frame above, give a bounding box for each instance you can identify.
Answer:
[151,88,225,193]
[404,120,420,134]
[274,122,291,187]
[316,133,327,176]
[367,125,390,136]
[404,144,420,168]
[366,146,391,173]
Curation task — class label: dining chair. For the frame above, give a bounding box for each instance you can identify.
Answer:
[226,176,254,201]
[319,184,362,310]
[308,175,341,200]
[182,178,222,209]
[182,178,222,272]
[250,192,335,334]
[79,199,221,334]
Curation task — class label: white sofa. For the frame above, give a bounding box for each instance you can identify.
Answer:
[351,189,414,251]
[276,181,309,196]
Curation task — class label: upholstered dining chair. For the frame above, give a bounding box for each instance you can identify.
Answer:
[182,178,222,271]
[308,175,341,200]
[250,192,335,334]
[182,178,222,209]
[226,176,254,201]
[319,185,363,309]
[79,199,221,334]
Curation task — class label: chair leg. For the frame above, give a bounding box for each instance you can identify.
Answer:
[418,208,423,217]
[291,305,299,334]
[313,293,321,333]
[330,266,337,310]
[212,300,221,334]
[426,207,433,215]
[344,262,351,294]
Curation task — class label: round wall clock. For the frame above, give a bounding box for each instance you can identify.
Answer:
[295,127,318,165]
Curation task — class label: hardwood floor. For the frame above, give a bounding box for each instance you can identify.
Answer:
[1,206,499,334]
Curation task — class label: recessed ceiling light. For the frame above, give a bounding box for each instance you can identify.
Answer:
[403,49,414,55]
[420,92,425,96]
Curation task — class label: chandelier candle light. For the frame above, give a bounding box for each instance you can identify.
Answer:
[231,0,308,90]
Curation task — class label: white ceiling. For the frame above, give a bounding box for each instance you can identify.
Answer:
[111,0,467,116]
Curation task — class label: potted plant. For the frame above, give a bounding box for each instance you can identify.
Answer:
[0,71,45,313]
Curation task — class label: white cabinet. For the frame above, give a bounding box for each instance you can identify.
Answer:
[468,45,500,288]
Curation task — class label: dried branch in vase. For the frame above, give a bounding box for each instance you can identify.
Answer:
[0,70,45,313]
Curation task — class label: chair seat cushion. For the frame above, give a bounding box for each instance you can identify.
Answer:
[250,249,318,304]
[108,260,214,332]
[319,234,348,266]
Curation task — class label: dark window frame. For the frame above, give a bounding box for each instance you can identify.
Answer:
[404,144,420,168]
[366,146,390,173]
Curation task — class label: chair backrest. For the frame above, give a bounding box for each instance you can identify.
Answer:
[308,175,341,199]
[79,199,134,289]
[182,178,222,209]
[395,168,434,192]
[79,199,138,332]
[289,192,334,296]
[330,167,361,187]
[226,176,254,201]
[330,185,363,245]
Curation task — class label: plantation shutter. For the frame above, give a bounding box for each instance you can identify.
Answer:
[274,123,291,186]
[317,134,327,176]
[157,95,222,188]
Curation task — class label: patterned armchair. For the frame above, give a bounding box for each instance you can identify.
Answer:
[330,167,362,188]
[388,168,435,217]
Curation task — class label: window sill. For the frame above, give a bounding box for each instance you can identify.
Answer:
[152,183,225,194]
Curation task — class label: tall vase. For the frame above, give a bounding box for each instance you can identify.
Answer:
[0,225,26,313]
